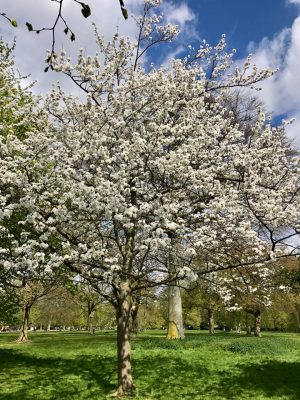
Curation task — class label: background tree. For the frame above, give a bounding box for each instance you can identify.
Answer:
[0,284,19,328]
[219,263,284,337]
[198,275,224,335]
[73,279,106,334]
[33,286,83,330]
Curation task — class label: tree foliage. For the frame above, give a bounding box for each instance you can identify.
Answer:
[1,0,300,393]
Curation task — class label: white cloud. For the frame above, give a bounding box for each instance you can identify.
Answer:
[158,2,197,66]
[1,0,140,92]
[246,17,300,147]
[285,118,300,147]
[1,0,197,94]
[162,2,195,26]
[287,0,300,5]
[0,0,143,94]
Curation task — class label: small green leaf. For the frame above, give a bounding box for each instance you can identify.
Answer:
[81,3,91,18]
[10,19,18,28]
[121,7,128,19]
[64,27,69,34]
[70,33,76,42]
[26,22,33,31]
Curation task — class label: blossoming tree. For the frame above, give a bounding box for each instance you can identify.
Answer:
[1,0,300,394]
[219,263,284,337]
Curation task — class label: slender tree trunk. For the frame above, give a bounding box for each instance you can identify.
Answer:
[246,313,252,335]
[254,310,262,337]
[47,320,51,331]
[130,305,139,336]
[294,308,300,333]
[16,303,31,343]
[115,280,134,395]
[87,311,95,334]
[208,308,215,335]
[87,301,96,334]
[167,284,184,339]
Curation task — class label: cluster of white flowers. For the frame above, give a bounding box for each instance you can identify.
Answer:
[1,1,300,299]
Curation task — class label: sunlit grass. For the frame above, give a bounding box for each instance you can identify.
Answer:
[0,330,299,399]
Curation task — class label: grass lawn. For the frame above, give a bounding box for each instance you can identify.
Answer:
[0,330,299,400]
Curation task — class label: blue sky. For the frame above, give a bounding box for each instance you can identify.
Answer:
[190,0,298,54]
[1,0,300,145]
[2,0,298,83]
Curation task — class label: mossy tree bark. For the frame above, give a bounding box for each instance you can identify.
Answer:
[167,284,184,339]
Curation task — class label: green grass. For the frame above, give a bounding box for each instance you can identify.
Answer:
[0,330,299,399]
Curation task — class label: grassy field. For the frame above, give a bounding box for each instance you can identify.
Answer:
[0,330,299,400]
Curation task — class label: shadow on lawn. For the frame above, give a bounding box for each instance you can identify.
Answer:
[216,360,300,400]
[1,347,300,400]
[133,356,300,399]
[0,349,116,399]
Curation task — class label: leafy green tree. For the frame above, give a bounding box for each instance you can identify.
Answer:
[0,287,19,327]
[33,286,83,329]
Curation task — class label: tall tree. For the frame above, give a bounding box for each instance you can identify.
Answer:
[1,1,300,394]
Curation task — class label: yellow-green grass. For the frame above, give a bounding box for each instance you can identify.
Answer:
[0,330,299,399]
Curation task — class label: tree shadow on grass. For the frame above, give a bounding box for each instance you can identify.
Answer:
[0,349,116,399]
[133,355,300,399]
[134,354,211,398]
[1,347,300,400]
[216,360,300,400]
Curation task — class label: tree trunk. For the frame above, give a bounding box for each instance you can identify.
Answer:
[87,312,95,334]
[16,303,31,343]
[47,320,51,331]
[294,308,300,333]
[167,284,184,339]
[208,308,215,335]
[115,280,134,395]
[245,313,252,335]
[87,302,96,334]
[254,310,262,337]
[130,305,139,336]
